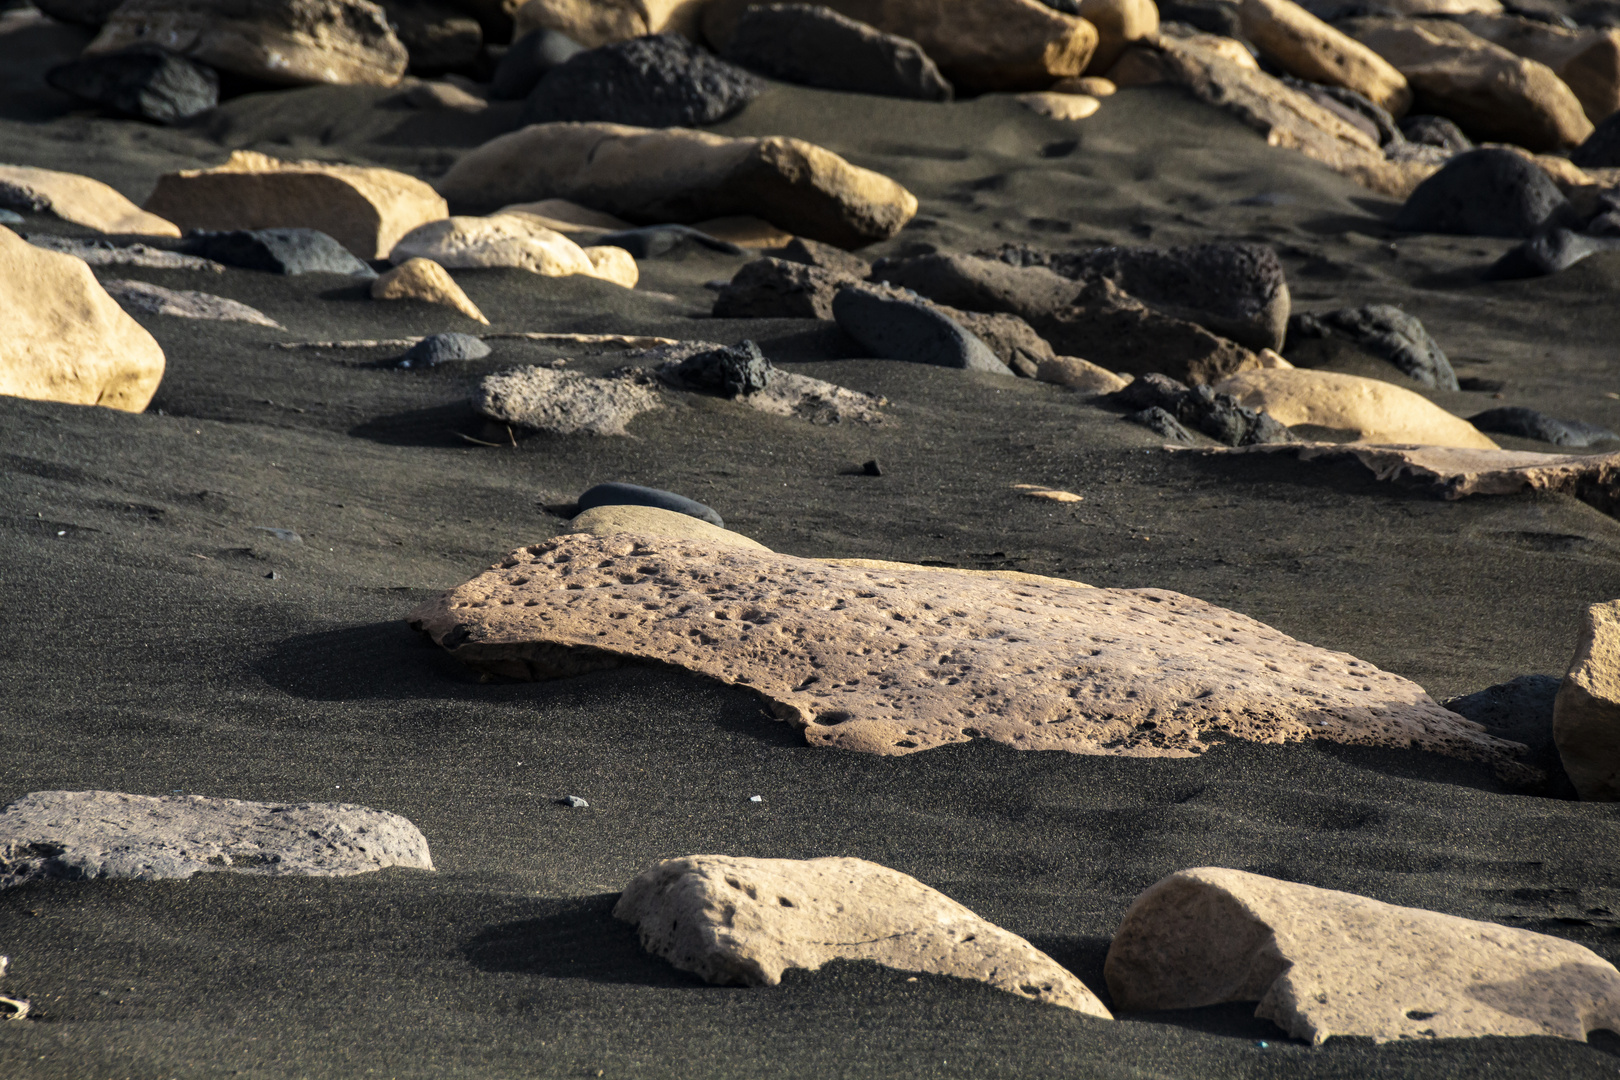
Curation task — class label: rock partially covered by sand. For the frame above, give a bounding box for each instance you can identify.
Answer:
[1235,0,1411,114]
[1554,599,1620,801]
[635,340,889,424]
[614,854,1114,1017]
[513,0,707,48]
[570,504,770,549]
[724,3,954,102]
[1454,14,1620,125]
[872,252,1081,320]
[372,257,489,323]
[1393,147,1569,238]
[1215,368,1498,448]
[833,287,1011,374]
[1036,279,1261,386]
[390,213,597,276]
[1036,355,1129,393]
[144,150,448,260]
[476,365,662,434]
[86,0,408,87]
[102,279,282,327]
[0,226,165,413]
[437,123,918,249]
[1104,867,1620,1044]
[0,789,434,887]
[582,244,638,287]
[1286,304,1457,389]
[408,532,1521,765]
[0,163,179,236]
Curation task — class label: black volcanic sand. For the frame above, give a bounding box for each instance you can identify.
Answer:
[4,18,1620,1079]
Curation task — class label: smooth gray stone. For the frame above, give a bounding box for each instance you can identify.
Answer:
[1468,406,1618,447]
[831,287,1010,374]
[725,3,952,102]
[1395,149,1570,239]
[1489,228,1620,279]
[576,482,724,527]
[398,332,492,367]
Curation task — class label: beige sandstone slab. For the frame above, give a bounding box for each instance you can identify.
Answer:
[1014,483,1083,502]
[1554,599,1620,801]
[371,257,489,323]
[1079,0,1159,75]
[1104,867,1620,1044]
[1236,0,1412,115]
[408,533,1521,765]
[1454,14,1620,124]
[0,164,178,237]
[614,854,1113,1017]
[1035,355,1130,393]
[569,505,770,550]
[390,214,597,277]
[1016,91,1102,120]
[1214,368,1499,449]
[477,366,663,435]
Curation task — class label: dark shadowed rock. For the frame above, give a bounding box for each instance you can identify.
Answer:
[182,228,377,276]
[724,3,953,102]
[397,332,492,367]
[1107,372,1292,446]
[1156,0,1243,38]
[596,224,743,258]
[1394,148,1570,238]
[34,0,124,26]
[1489,228,1620,279]
[631,341,887,424]
[772,235,871,276]
[1445,675,1574,796]
[1129,405,1198,443]
[1285,304,1458,390]
[1469,406,1618,447]
[381,0,482,74]
[489,28,584,99]
[1400,114,1472,153]
[1571,109,1620,168]
[577,482,724,527]
[832,287,1011,374]
[663,340,775,396]
[713,257,852,318]
[46,46,219,124]
[870,252,1080,320]
[526,34,764,128]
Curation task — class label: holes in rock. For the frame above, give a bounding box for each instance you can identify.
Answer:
[1406,1010,1436,1021]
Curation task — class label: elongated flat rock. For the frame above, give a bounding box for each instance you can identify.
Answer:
[103,279,281,327]
[408,533,1520,763]
[0,790,433,887]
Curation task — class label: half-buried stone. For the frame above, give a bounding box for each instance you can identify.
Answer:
[397,332,491,368]
[0,790,433,887]
[526,33,763,128]
[1393,148,1572,238]
[371,257,488,323]
[101,279,282,327]
[1284,304,1458,390]
[1214,368,1499,448]
[723,3,954,101]
[476,366,663,436]
[1488,228,1620,279]
[408,533,1526,767]
[0,163,179,237]
[576,482,724,527]
[45,45,219,124]
[183,228,377,276]
[1469,406,1617,447]
[832,287,1011,374]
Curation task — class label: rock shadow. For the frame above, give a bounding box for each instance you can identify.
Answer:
[347,400,496,447]
[464,893,706,988]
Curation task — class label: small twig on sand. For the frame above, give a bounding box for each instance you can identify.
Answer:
[506,425,517,447]
[1,996,29,1021]
[456,432,504,447]
[275,332,681,350]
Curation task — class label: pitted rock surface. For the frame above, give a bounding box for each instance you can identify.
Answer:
[408,533,1522,763]
[476,366,662,435]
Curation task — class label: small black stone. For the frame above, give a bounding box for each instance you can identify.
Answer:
[667,340,775,397]
[575,482,724,527]
[862,459,884,476]
[526,33,763,128]
[46,46,219,124]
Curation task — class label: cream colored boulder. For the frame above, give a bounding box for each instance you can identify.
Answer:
[569,504,769,549]
[0,164,178,237]
[370,258,488,324]
[389,214,597,276]
[85,0,408,87]
[514,0,707,46]
[498,198,631,233]
[143,151,447,260]
[1105,867,1620,1044]
[1016,91,1101,120]
[1215,368,1499,449]
[0,226,165,413]
[1036,355,1129,393]
[1080,0,1159,76]
[615,855,1113,1016]
[1236,0,1411,115]
[436,123,917,250]
[1454,14,1620,125]
[1554,599,1620,801]
[582,245,639,288]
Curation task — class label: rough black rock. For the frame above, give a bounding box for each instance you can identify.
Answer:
[576,483,724,527]
[489,28,584,100]
[1488,228,1620,279]
[1399,114,1472,154]
[1571,109,1620,168]
[1106,372,1294,447]
[713,257,857,319]
[596,225,743,259]
[664,340,776,397]
[1285,304,1458,390]
[397,332,492,368]
[831,287,1011,374]
[869,253,1080,321]
[380,0,482,74]
[724,3,953,102]
[526,33,764,128]
[45,46,219,124]
[1128,406,1198,444]
[182,229,377,276]
[1393,148,1570,239]
[1444,675,1576,798]
[1468,406,1618,447]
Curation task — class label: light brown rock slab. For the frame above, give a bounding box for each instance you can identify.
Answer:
[0,164,179,237]
[1214,368,1499,449]
[0,789,433,888]
[476,366,662,435]
[613,854,1113,1017]
[0,226,165,413]
[371,257,488,323]
[1454,14,1620,125]
[1016,91,1102,120]
[1236,0,1411,115]
[569,504,771,550]
[407,533,1522,764]
[145,150,448,260]
[1104,867,1620,1044]
[102,279,282,327]
[1014,483,1083,502]
[1554,598,1620,801]
[389,213,597,276]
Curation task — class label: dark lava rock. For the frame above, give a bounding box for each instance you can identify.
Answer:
[832,287,1011,374]
[1156,0,1244,37]
[182,229,376,277]
[596,224,743,259]
[1468,406,1618,447]
[1106,372,1293,446]
[397,332,491,368]
[1488,228,1620,279]
[1393,148,1570,238]
[526,33,764,128]
[1128,406,1198,444]
[771,236,871,278]
[1444,675,1576,798]
[1032,279,1258,386]
[1571,109,1620,168]
[1286,304,1458,390]
[713,257,856,319]
[724,3,952,102]
[869,252,1080,321]
[664,339,776,397]
[576,482,723,527]
[33,0,123,26]
[45,46,218,124]
[381,0,482,74]
[489,28,584,99]
[1400,114,1472,153]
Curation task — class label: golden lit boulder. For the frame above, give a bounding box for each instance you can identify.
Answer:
[1454,14,1620,125]
[569,504,769,549]
[370,257,488,323]
[389,213,597,275]
[1235,0,1411,115]
[1554,598,1620,801]
[1080,0,1159,76]
[0,164,179,236]
[1215,368,1499,448]
[512,0,707,47]
[582,244,639,288]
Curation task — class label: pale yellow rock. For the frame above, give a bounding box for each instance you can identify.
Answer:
[389,214,597,276]
[514,0,707,47]
[1215,368,1499,449]
[0,226,165,413]
[1105,867,1620,1044]
[1236,0,1412,115]
[1016,91,1102,120]
[1035,355,1129,393]
[497,198,632,231]
[1052,75,1117,95]
[582,245,639,288]
[691,215,795,248]
[1454,14,1620,124]
[820,558,1092,590]
[1257,348,1293,368]
[370,258,488,324]
[399,79,488,111]
[143,151,448,260]
[1014,483,1083,502]
[0,164,178,237]
[569,504,769,550]
[1080,0,1159,76]
[1554,599,1620,801]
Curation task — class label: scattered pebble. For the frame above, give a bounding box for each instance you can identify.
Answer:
[559,795,589,808]
[397,332,492,368]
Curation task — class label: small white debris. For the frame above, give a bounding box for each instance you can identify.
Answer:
[560,795,588,808]
[748,795,763,803]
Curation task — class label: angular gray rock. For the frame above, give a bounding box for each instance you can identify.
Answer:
[102,279,282,327]
[660,339,775,397]
[526,33,764,128]
[1285,304,1458,390]
[1469,406,1618,447]
[1394,148,1571,239]
[397,331,492,367]
[45,46,219,124]
[1110,372,1293,446]
[832,287,1011,374]
[1489,228,1620,280]
[476,366,662,436]
[183,228,377,276]
[724,3,954,102]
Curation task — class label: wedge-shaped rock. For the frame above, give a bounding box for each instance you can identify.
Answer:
[477,365,662,435]
[1454,14,1620,125]
[144,151,447,260]
[614,854,1113,1016]
[1235,0,1411,115]
[0,789,433,887]
[436,122,917,249]
[390,213,597,276]
[1555,599,1620,801]
[408,533,1522,764]
[102,278,282,327]
[371,257,489,323]
[0,226,165,413]
[0,163,179,236]
[1215,368,1497,448]
[1104,867,1620,1044]
[513,0,708,48]
[570,504,771,550]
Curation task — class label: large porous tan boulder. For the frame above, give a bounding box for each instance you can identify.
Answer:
[582,244,639,288]
[436,123,917,250]
[0,226,166,413]
[371,257,488,323]
[615,855,1112,1016]
[85,0,409,87]
[389,213,598,276]
[513,0,707,47]
[1079,0,1158,76]
[1104,867,1620,1044]
[1453,14,1620,125]
[570,504,770,549]
[143,151,447,260]
[1554,599,1620,801]
[1235,0,1411,115]
[701,0,1099,91]
[1215,368,1499,449]
[0,164,178,237]
[1344,18,1592,151]
[408,532,1523,766]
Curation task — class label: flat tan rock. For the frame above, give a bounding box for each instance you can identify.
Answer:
[1035,355,1129,393]
[476,366,662,435]
[818,559,1092,591]
[570,504,770,550]
[497,198,632,232]
[690,215,796,249]
[144,150,447,260]
[1104,867,1620,1044]
[408,533,1522,765]
[1554,599,1620,801]
[1236,0,1412,115]
[102,279,281,327]
[1014,483,1082,502]
[514,0,707,48]
[1052,75,1117,95]
[1015,91,1101,120]
[437,122,918,250]
[1214,368,1499,449]
[614,854,1113,1017]
[371,257,488,323]
[1454,14,1620,124]
[0,164,179,237]
[389,214,597,276]
[582,244,639,288]
[0,226,165,413]
[1079,0,1159,75]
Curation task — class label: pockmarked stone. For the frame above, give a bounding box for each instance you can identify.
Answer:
[45,45,219,123]
[1104,867,1620,1044]
[371,257,489,323]
[1393,148,1570,238]
[0,790,433,888]
[1469,406,1616,448]
[25,235,224,272]
[570,504,770,549]
[832,287,1011,375]
[577,482,722,526]
[1110,372,1294,447]
[0,226,166,413]
[1285,304,1457,390]
[476,366,662,435]
[1235,0,1410,114]
[183,228,377,276]
[526,33,763,128]
[408,532,1524,764]
[1554,599,1620,801]
[388,213,597,277]
[102,279,282,327]
[724,3,954,102]
[614,854,1114,1016]
[490,27,586,99]
[398,331,491,367]
[1215,368,1499,448]
[0,164,179,237]
[662,339,775,397]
